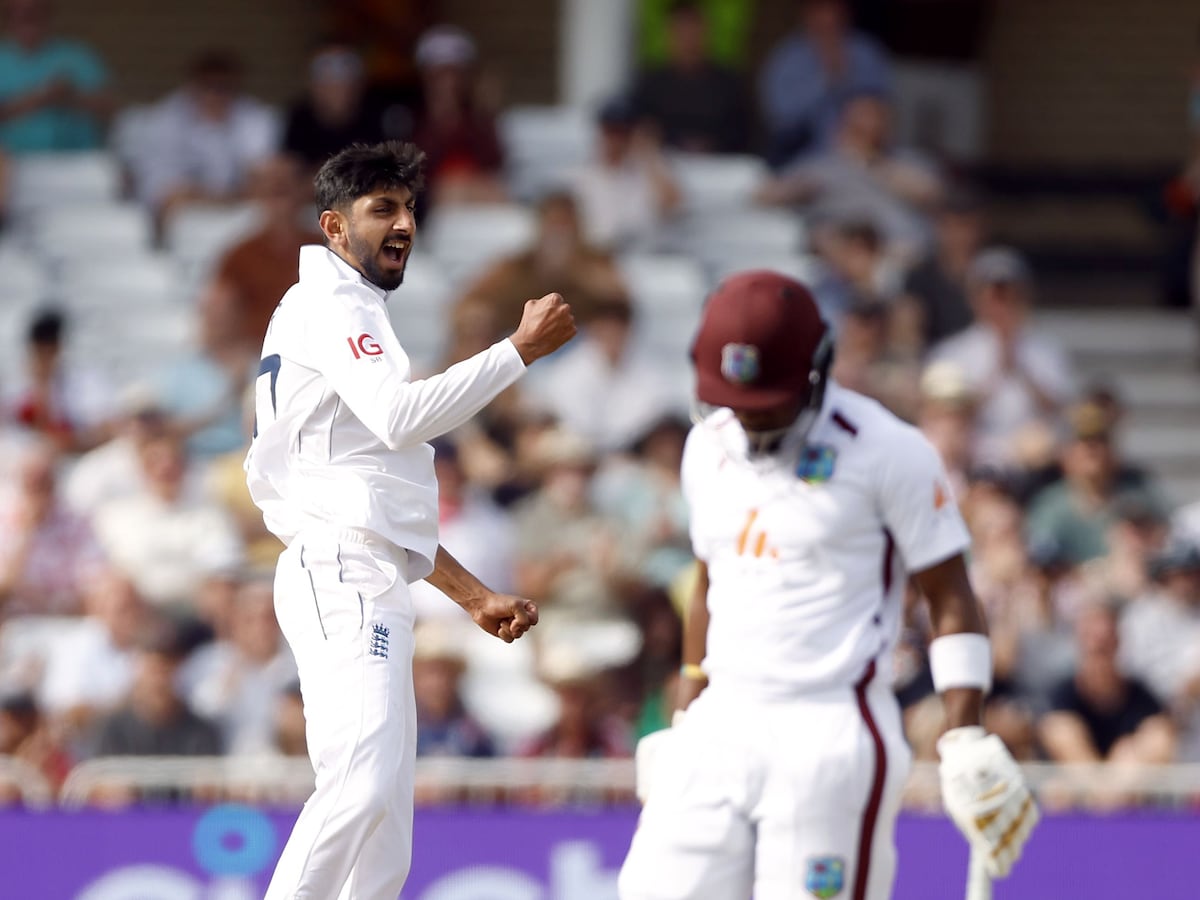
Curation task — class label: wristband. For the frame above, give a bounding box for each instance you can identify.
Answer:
[928,633,992,694]
[680,663,708,683]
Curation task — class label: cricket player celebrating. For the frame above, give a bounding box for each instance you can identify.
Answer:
[245,141,575,899]
[619,271,1037,900]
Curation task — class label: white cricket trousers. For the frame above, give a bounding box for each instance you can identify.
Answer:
[619,662,911,900]
[266,530,417,900]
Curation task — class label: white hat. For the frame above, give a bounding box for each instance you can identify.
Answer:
[415,25,477,69]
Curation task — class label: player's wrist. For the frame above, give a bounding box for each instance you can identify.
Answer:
[679,663,707,683]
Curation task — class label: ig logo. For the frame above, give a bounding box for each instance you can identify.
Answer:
[76,805,277,900]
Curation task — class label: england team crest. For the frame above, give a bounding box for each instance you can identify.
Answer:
[805,855,845,898]
[720,342,760,384]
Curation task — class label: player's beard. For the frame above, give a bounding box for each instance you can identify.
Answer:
[347,230,406,291]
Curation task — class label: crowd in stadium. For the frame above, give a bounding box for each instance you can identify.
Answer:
[1,0,1200,808]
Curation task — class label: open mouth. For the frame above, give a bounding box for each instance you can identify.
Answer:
[381,239,409,264]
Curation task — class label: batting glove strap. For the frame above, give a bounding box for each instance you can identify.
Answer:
[938,728,1040,879]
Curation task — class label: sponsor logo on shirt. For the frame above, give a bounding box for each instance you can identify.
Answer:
[348,333,384,359]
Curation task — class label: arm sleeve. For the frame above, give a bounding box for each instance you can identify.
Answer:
[310,287,527,450]
[680,425,716,562]
[876,424,971,573]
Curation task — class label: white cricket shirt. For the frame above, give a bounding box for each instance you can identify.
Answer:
[684,381,970,695]
[245,245,526,580]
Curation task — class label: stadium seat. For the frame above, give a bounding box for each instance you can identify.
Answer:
[710,253,826,288]
[619,254,709,313]
[499,105,595,201]
[671,153,770,214]
[26,202,153,267]
[9,151,122,213]
[57,253,183,310]
[108,104,156,176]
[0,243,48,305]
[164,202,262,278]
[423,204,536,285]
[681,208,806,268]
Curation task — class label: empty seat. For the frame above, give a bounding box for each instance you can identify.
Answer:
[26,202,153,266]
[619,254,709,313]
[164,203,261,273]
[10,151,122,213]
[423,204,535,285]
[671,153,770,213]
[57,253,183,310]
[500,105,595,200]
[682,208,806,266]
[710,253,825,288]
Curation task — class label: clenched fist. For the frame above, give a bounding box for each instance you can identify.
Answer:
[510,292,576,364]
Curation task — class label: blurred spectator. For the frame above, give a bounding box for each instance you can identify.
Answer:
[325,0,436,107]
[93,626,223,757]
[62,387,170,519]
[1119,542,1200,711]
[162,277,257,463]
[92,433,243,611]
[36,569,145,745]
[1080,496,1169,607]
[133,49,279,222]
[202,153,323,348]
[518,646,630,759]
[0,691,70,795]
[1026,403,1169,566]
[571,96,682,252]
[283,42,387,177]
[0,439,102,618]
[525,301,681,453]
[593,417,692,589]
[409,438,515,621]
[0,0,113,153]
[513,429,635,628]
[637,0,754,68]
[758,0,893,166]
[607,585,682,739]
[410,25,506,207]
[898,188,985,349]
[629,1,749,154]
[412,620,494,758]
[816,217,908,330]
[757,91,942,265]
[916,361,978,496]
[5,308,114,453]
[271,680,307,757]
[181,575,296,755]
[830,299,921,421]
[456,190,630,335]
[1039,602,1175,767]
[928,248,1075,466]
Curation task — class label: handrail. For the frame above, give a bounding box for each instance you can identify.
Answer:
[52,757,1200,810]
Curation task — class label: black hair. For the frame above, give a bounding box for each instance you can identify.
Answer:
[189,48,244,80]
[314,141,427,214]
[27,308,64,346]
[668,0,704,18]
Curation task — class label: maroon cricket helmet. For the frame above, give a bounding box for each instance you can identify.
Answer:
[690,270,831,412]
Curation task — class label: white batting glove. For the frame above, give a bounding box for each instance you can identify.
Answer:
[938,726,1039,878]
[634,711,684,804]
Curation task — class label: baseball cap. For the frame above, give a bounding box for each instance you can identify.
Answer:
[967,247,1032,290]
[415,25,476,69]
[691,270,828,411]
[597,95,638,128]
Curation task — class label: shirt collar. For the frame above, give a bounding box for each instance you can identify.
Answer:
[298,244,389,301]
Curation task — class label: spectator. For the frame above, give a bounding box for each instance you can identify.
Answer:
[325,0,436,108]
[524,300,682,453]
[271,680,307,757]
[36,568,145,746]
[5,308,114,453]
[0,691,71,797]
[283,42,387,177]
[62,387,171,520]
[412,620,494,758]
[898,188,986,349]
[571,96,683,252]
[608,586,683,738]
[593,416,692,589]
[133,49,279,223]
[0,0,113,153]
[455,190,630,336]
[1080,496,1169,607]
[408,439,516,621]
[815,216,908,330]
[830,299,921,421]
[757,91,942,265]
[512,428,635,629]
[181,575,296,755]
[1039,603,1175,770]
[92,433,243,612]
[916,361,978,497]
[629,0,749,154]
[758,0,893,166]
[518,645,630,759]
[928,248,1076,466]
[410,25,506,207]
[93,625,223,757]
[0,439,102,618]
[201,153,324,348]
[1026,403,1169,567]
